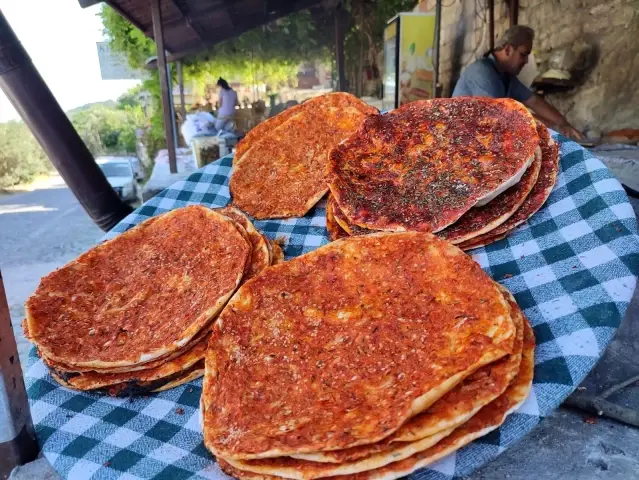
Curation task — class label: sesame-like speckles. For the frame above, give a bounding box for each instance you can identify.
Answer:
[26,206,250,368]
[203,232,514,459]
[329,97,539,233]
[459,123,560,250]
[230,93,378,219]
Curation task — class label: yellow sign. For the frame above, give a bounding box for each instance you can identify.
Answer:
[398,14,436,106]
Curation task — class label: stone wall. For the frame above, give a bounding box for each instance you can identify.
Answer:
[414,0,639,134]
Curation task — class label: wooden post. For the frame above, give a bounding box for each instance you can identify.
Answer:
[0,9,132,231]
[509,0,519,26]
[488,0,495,52]
[334,4,347,92]
[0,271,38,478]
[151,0,177,174]
[434,0,442,97]
[177,60,186,119]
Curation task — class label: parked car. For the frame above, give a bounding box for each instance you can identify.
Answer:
[96,157,142,204]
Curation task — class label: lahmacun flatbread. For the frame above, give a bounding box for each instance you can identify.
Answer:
[218,319,535,480]
[26,206,250,369]
[234,103,305,166]
[203,233,515,460]
[290,285,525,465]
[230,93,378,219]
[437,145,542,244]
[326,194,349,241]
[328,97,539,233]
[460,123,560,250]
[218,206,271,280]
[44,332,209,392]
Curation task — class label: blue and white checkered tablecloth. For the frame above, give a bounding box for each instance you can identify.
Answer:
[25,136,639,479]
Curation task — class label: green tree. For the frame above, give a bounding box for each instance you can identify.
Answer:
[0,122,51,188]
[69,103,145,156]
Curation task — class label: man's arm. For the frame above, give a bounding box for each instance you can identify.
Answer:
[524,95,584,140]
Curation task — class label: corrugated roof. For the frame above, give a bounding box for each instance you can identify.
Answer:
[81,0,328,61]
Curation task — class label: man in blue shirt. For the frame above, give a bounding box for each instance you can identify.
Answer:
[453,26,583,140]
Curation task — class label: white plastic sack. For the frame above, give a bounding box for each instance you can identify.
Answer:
[181,112,216,146]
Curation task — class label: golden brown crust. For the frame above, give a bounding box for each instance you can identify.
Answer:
[45,332,209,391]
[329,97,539,233]
[437,145,542,244]
[270,241,285,265]
[218,206,271,280]
[203,232,514,459]
[230,93,378,219]
[325,195,349,241]
[329,195,373,237]
[52,359,205,397]
[459,123,560,251]
[263,287,524,465]
[234,104,306,166]
[218,320,535,480]
[26,206,250,368]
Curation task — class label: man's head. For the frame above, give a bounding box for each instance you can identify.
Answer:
[493,26,534,75]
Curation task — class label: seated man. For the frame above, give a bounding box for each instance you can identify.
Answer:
[453,25,584,140]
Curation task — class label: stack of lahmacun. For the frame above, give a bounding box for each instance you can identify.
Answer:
[204,233,534,480]
[325,97,560,251]
[25,93,548,478]
[24,205,280,396]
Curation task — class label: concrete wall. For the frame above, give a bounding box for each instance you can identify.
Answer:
[415,0,639,134]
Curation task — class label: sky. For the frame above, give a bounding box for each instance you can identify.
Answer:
[0,0,141,122]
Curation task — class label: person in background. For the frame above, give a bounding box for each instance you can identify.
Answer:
[452,26,584,140]
[215,77,238,132]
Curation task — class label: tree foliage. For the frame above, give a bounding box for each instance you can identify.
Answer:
[100,1,417,154]
[69,102,145,156]
[0,122,51,188]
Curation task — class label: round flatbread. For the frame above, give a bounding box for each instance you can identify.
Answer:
[151,363,205,392]
[270,241,285,265]
[26,206,251,369]
[291,285,525,464]
[230,93,378,219]
[44,332,208,392]
[326,195,349,241]
[329,97,539,233]
[52,359,205,397]
[203,232,515,460]
[234,104,305,166]
[225,427,456,480]
[34,320,212,374]
[218,206,271,280]
[219,319,535,480]
[329,195,372,237]
[460,123,560,250]
[437,145,542,244]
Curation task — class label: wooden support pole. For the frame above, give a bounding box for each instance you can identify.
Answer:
[488,0,495,52]
[0,272,38,478]
[177,60,186,119]
[509,0,519,26]
[334,4,346,92]
[151,0,177,173]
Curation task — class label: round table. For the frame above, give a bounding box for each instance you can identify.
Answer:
[25,136,639,479]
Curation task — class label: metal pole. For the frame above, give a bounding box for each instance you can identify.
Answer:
[0,9,132,231]
[334,4,346,92]
[434,0,442,97]
[177,60,186,119]
[0,271,39,478]
[488,0,495,52]
[151,0,177,174]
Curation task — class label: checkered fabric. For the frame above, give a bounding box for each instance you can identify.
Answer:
[25,136,639,480]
